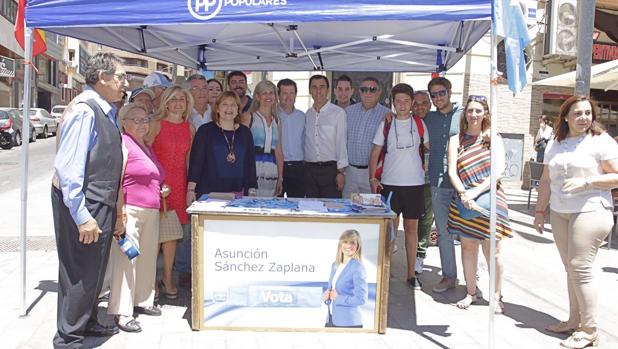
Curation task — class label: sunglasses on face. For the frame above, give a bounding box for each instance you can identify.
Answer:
[429,89,448,98]
[467,95,487,102]
[359,86,379,93]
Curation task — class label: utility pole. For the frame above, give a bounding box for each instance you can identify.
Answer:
[574,0,596,96]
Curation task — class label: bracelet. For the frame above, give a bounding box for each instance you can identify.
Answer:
[535,210,545,215]
[187,188,195,192]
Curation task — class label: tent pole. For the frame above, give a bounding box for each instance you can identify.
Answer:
[488,23,498,349]
[20,26,34,317]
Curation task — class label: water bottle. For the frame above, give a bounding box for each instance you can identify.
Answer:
[118,234,140,260]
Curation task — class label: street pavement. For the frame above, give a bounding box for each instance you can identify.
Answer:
[1,140,618,348]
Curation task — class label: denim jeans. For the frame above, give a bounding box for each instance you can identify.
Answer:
[174,223,192,273]
[430,186,457,280]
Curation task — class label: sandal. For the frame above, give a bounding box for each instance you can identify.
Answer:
[560,329,598,348]
[545,321,579,334]
[494,295,505,315]
[158,280,178,300]
[456,293,478,309]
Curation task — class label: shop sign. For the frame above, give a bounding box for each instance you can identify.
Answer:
[592,42,618,62]
[0,56,16,77]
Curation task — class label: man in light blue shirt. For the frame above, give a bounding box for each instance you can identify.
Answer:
[52,52,128,347]
[423,77,463,293]
[343,77,389,199]
[277,78,306,197]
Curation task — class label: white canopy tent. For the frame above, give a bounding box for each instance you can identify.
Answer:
[18,2,508,347]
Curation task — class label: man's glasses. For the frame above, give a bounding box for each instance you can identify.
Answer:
[126,117,151,124]
[429,89,448,98]
[113,73,131,82]
[359,86,379,93]
[190,86,208,92]
[467,95,487,102]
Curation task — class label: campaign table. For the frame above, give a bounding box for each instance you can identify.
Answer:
[187,197,395,333]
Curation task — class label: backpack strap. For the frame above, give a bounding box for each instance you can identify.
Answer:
[413,115,425,166]
[383,113,393,153]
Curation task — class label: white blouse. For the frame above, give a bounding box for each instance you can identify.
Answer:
[544,132,618,213]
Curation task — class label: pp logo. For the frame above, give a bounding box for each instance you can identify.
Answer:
[187,0,224,21]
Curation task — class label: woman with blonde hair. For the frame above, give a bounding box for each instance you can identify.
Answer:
[534,95,618,349]
[323,229,368,328]
[447,95,512,314]
[148,86,195,299]
[241,80,283,197]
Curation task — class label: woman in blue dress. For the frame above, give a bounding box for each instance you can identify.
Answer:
[241,80,283,197]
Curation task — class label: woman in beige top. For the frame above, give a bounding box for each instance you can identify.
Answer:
[533,96,618,349]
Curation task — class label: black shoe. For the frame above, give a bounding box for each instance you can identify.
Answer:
[134,305,162,316]
[116,318,142,333]
[83,322,119,337]
[407,277,422,290]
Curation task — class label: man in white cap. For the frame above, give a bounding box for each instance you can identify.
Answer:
[143,71,172,112]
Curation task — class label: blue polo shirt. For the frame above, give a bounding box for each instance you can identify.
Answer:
[424,103,462,188]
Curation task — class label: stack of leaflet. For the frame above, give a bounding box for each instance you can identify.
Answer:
[350,193,388,213]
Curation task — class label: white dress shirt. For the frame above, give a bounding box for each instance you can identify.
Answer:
[304,102,348,169]
[190,105,212,130]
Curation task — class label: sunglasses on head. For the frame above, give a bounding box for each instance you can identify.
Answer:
[467,95,487,102]
[429,89,448,98]
[359,86,378,93]
[414,90,429,96]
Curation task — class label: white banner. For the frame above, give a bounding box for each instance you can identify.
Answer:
[203,219,380,329]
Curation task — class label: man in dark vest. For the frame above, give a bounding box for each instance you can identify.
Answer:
[51,52,128,348]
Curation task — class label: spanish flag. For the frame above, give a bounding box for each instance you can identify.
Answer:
[14,0,47,57]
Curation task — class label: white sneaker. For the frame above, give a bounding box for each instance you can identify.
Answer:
[415,257,424,274]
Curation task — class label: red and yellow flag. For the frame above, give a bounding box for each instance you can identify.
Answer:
[14,0,47,57]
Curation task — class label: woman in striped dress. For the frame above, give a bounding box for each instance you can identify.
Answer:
[241,80,283,197]
[446,95,512,314]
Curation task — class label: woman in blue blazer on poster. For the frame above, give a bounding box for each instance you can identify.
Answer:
[323,229,368,328]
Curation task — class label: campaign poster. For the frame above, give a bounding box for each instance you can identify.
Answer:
[202,219,381,330]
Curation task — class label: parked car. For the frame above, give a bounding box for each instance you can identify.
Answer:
[0,108,36,149]
[21,107,57,138]
[50,105,67,120]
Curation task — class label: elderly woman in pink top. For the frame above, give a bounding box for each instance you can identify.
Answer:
[108,103,169,333]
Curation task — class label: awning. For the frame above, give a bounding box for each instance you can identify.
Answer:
[532,59,618,91]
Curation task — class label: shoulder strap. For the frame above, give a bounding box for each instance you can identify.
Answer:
[383,115,393,153]
[413,115,425,166]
